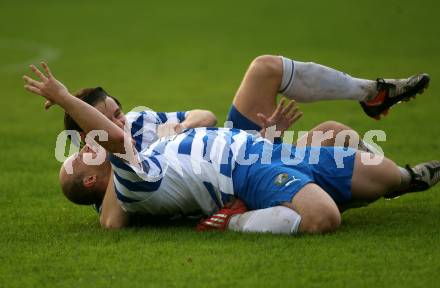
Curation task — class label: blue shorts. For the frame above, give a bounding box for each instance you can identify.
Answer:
[232,143,356,209]
[227,105,262,131]
[227,105,282,144]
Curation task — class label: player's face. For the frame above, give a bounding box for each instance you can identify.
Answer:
[60,143,111,202]
[67,144,110,177]
[94,97,126,129]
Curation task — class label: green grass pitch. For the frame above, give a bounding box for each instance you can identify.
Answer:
[0,0,439,287]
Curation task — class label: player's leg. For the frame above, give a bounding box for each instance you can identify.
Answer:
[229,55,430,126]
[279,57,375,102]
[296,121,359,147]
[197,199,302,235]
[226,152,341,234]
[228,55,375,129]
[351,153,401,201]
[351,152,440,201]
[282,183,341,234]
[199,184,340,235]
[230,55,376,126]
[279,56,430,119]
[227,206,302,235]
[228,55,282,129]
[296,120,377,153]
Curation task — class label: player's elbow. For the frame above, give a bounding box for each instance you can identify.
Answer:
[203,110,217,127]
[100,209,129,230]
[189,109,217,127]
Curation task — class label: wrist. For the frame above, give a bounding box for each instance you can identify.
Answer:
[55,91,74,107]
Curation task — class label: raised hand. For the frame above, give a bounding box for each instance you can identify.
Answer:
[257,98,303,138]
[23,62,70,107]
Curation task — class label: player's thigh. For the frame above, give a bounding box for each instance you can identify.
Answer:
[232,55,282,124]
[282,183,341,233]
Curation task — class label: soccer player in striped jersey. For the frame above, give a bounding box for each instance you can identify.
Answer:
[62,87,217,154]
[60,88,218,213]
[23,63,440,234]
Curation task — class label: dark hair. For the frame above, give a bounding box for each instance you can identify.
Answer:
[64,87,122,132]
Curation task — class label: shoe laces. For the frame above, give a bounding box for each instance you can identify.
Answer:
[376,78,408,97]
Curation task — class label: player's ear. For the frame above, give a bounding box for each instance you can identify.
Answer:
[83,175,97,188]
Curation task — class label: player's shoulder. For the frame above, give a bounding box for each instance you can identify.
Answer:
[126,109,187,124]
[126,109,158,121]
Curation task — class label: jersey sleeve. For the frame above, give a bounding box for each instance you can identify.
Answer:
[125,110,188,152]
[126,110,188,125]
[154,111,188,124]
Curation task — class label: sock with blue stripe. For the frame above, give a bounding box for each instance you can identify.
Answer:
[279,56,376,102]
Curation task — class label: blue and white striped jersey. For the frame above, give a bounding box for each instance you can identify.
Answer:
[93,109,187,214]
[126,109,187,152]
[110,120,268,216]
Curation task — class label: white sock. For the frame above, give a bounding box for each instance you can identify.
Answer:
[227,206,301,235]
[279,56,377,102]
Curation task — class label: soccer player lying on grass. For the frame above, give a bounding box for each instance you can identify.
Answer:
[23,63,440,234]
[39,52,421,209]
[26,54,431,232]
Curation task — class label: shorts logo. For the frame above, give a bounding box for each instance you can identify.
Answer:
[274,173,289,186]
[285,176,301,187]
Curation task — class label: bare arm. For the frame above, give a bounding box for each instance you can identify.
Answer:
[23,63,128,154]
[182,109,217,129]
[100,173,129,229]
[157,109,217,137]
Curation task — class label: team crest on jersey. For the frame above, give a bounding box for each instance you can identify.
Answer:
[274,173,289,186]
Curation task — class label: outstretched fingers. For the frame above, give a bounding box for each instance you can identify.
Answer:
[23,62,67,108]
[41,62,53,78]
[281,99,296,116]
[274,98,285,116]
[289,111,303,125]
[286,106,299,119]
[29,64,47,81]
[24,84,42,95]
[23,75,43,89]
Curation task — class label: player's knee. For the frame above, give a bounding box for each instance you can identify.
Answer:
[318,121,349,134]
[320,120,345,130]
[302,208,341,234]
[308,121,346,146]
[250,55,282,78]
